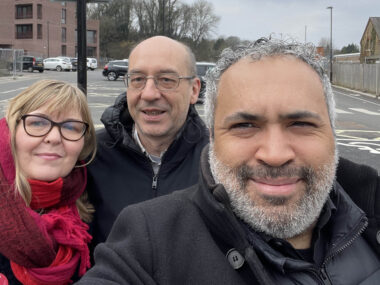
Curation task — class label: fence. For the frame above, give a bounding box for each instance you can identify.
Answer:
[0,49,24,77]
[333,62,380,97]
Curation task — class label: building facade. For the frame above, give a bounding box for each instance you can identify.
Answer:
[360,17,380,63]
[0,0,99,59]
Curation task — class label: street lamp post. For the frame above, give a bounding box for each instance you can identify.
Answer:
[47,21,50,57]
[162,0,165,35]
[327,6,333,82]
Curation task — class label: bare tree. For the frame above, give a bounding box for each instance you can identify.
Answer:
[88,0,134,57]
[88,0,221,59]
[187,0,219,45]
[134,0,160,37]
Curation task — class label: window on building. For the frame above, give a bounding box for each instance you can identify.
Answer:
[37,4,42,19]
[16,24,33,39]
[61,45,67,56]
[87,30,96,44]
[61,27,66,43]
[61,9,66,24]
[15,4,33,19]
[87,47,96,57]
[37,24,42,39]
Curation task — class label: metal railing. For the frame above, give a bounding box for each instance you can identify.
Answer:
[0,49,25,78]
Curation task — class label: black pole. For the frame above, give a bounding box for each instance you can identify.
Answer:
[327,6,333,82]
[47,21,50,57]
[77,0,87,95]
[162,0,165,35]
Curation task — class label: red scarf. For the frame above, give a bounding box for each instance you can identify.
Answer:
[0,118,91,285]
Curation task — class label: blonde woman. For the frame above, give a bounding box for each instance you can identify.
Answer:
[0,80,96,285]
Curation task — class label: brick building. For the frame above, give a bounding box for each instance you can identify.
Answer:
[0,0,99,59]
[360,17,380,63]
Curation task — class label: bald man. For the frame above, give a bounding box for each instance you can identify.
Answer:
[86,36,209,247]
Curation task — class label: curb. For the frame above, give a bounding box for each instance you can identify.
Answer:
[332,84,379,99]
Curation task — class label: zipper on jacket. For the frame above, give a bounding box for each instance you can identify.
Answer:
[302,217,367,284]
[152,174,158,191]
[319,267,332,285]
[321,218,368,269]
[304,265,331,285]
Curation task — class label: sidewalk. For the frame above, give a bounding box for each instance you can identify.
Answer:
[332,84,379,99]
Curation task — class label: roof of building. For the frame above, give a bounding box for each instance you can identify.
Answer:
[370,17,380,36]
[361,17,380,44]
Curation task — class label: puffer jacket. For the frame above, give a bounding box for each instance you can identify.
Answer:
[78,147,380,284]
[86,93,209,248]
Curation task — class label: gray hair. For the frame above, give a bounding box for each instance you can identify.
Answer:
[204,38,336,133]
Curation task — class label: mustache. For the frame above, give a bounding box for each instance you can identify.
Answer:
[236,163,313,182]
[138,102,167,109]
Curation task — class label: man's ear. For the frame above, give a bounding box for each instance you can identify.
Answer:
[190,77,201,104]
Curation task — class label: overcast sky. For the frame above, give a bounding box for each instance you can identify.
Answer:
[184,0,378,49]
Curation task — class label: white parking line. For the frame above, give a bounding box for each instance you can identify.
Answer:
[349,108,380,115]
[0,87,27,94]
[335,108,352,114]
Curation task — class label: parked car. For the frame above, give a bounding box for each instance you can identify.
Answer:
[70,57,77,71]
[8,55,44,73]
[87,58,98,70]
[196,62,216,104]
[102,60,128,81]
[43,57,72,71]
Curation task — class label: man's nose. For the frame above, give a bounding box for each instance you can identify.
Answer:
[140,77,161,100]
[254,127,295,167]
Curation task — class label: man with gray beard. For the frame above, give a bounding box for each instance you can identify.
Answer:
[77,38,380,285]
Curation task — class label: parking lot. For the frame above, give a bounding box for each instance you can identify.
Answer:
[0,69,205,129]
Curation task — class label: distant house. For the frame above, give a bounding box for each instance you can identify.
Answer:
[360,17,380,63]
[316,46,325,57]
[0,0,99,59]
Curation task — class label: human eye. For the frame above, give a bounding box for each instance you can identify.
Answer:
[230,122,258,129]
[62,121,83,133]
[25,116,49,128]
[290,121,317,128]
[130,74,145,83]
[227,122,260,138]
[157,74,178,88]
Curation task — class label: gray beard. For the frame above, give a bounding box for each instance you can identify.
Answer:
[208,143,338,239]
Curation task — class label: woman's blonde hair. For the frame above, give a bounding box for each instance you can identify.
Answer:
[5,79,96,222]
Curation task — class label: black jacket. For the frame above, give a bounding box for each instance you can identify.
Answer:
[0,255,21,284]
[86,93,209,247]
[78,148,380,284]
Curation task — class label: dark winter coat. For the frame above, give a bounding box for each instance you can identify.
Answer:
[0,255,21,284]
[86,93,209,247]
[78,147,380,285]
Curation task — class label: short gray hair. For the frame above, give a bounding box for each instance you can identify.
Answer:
[204,38,336,133]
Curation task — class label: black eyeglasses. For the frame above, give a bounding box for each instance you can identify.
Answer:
[125,73,195,91]
[20,114,88,141]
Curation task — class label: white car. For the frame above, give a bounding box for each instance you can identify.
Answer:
[43,57,72,71]
[87,58,98,70]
